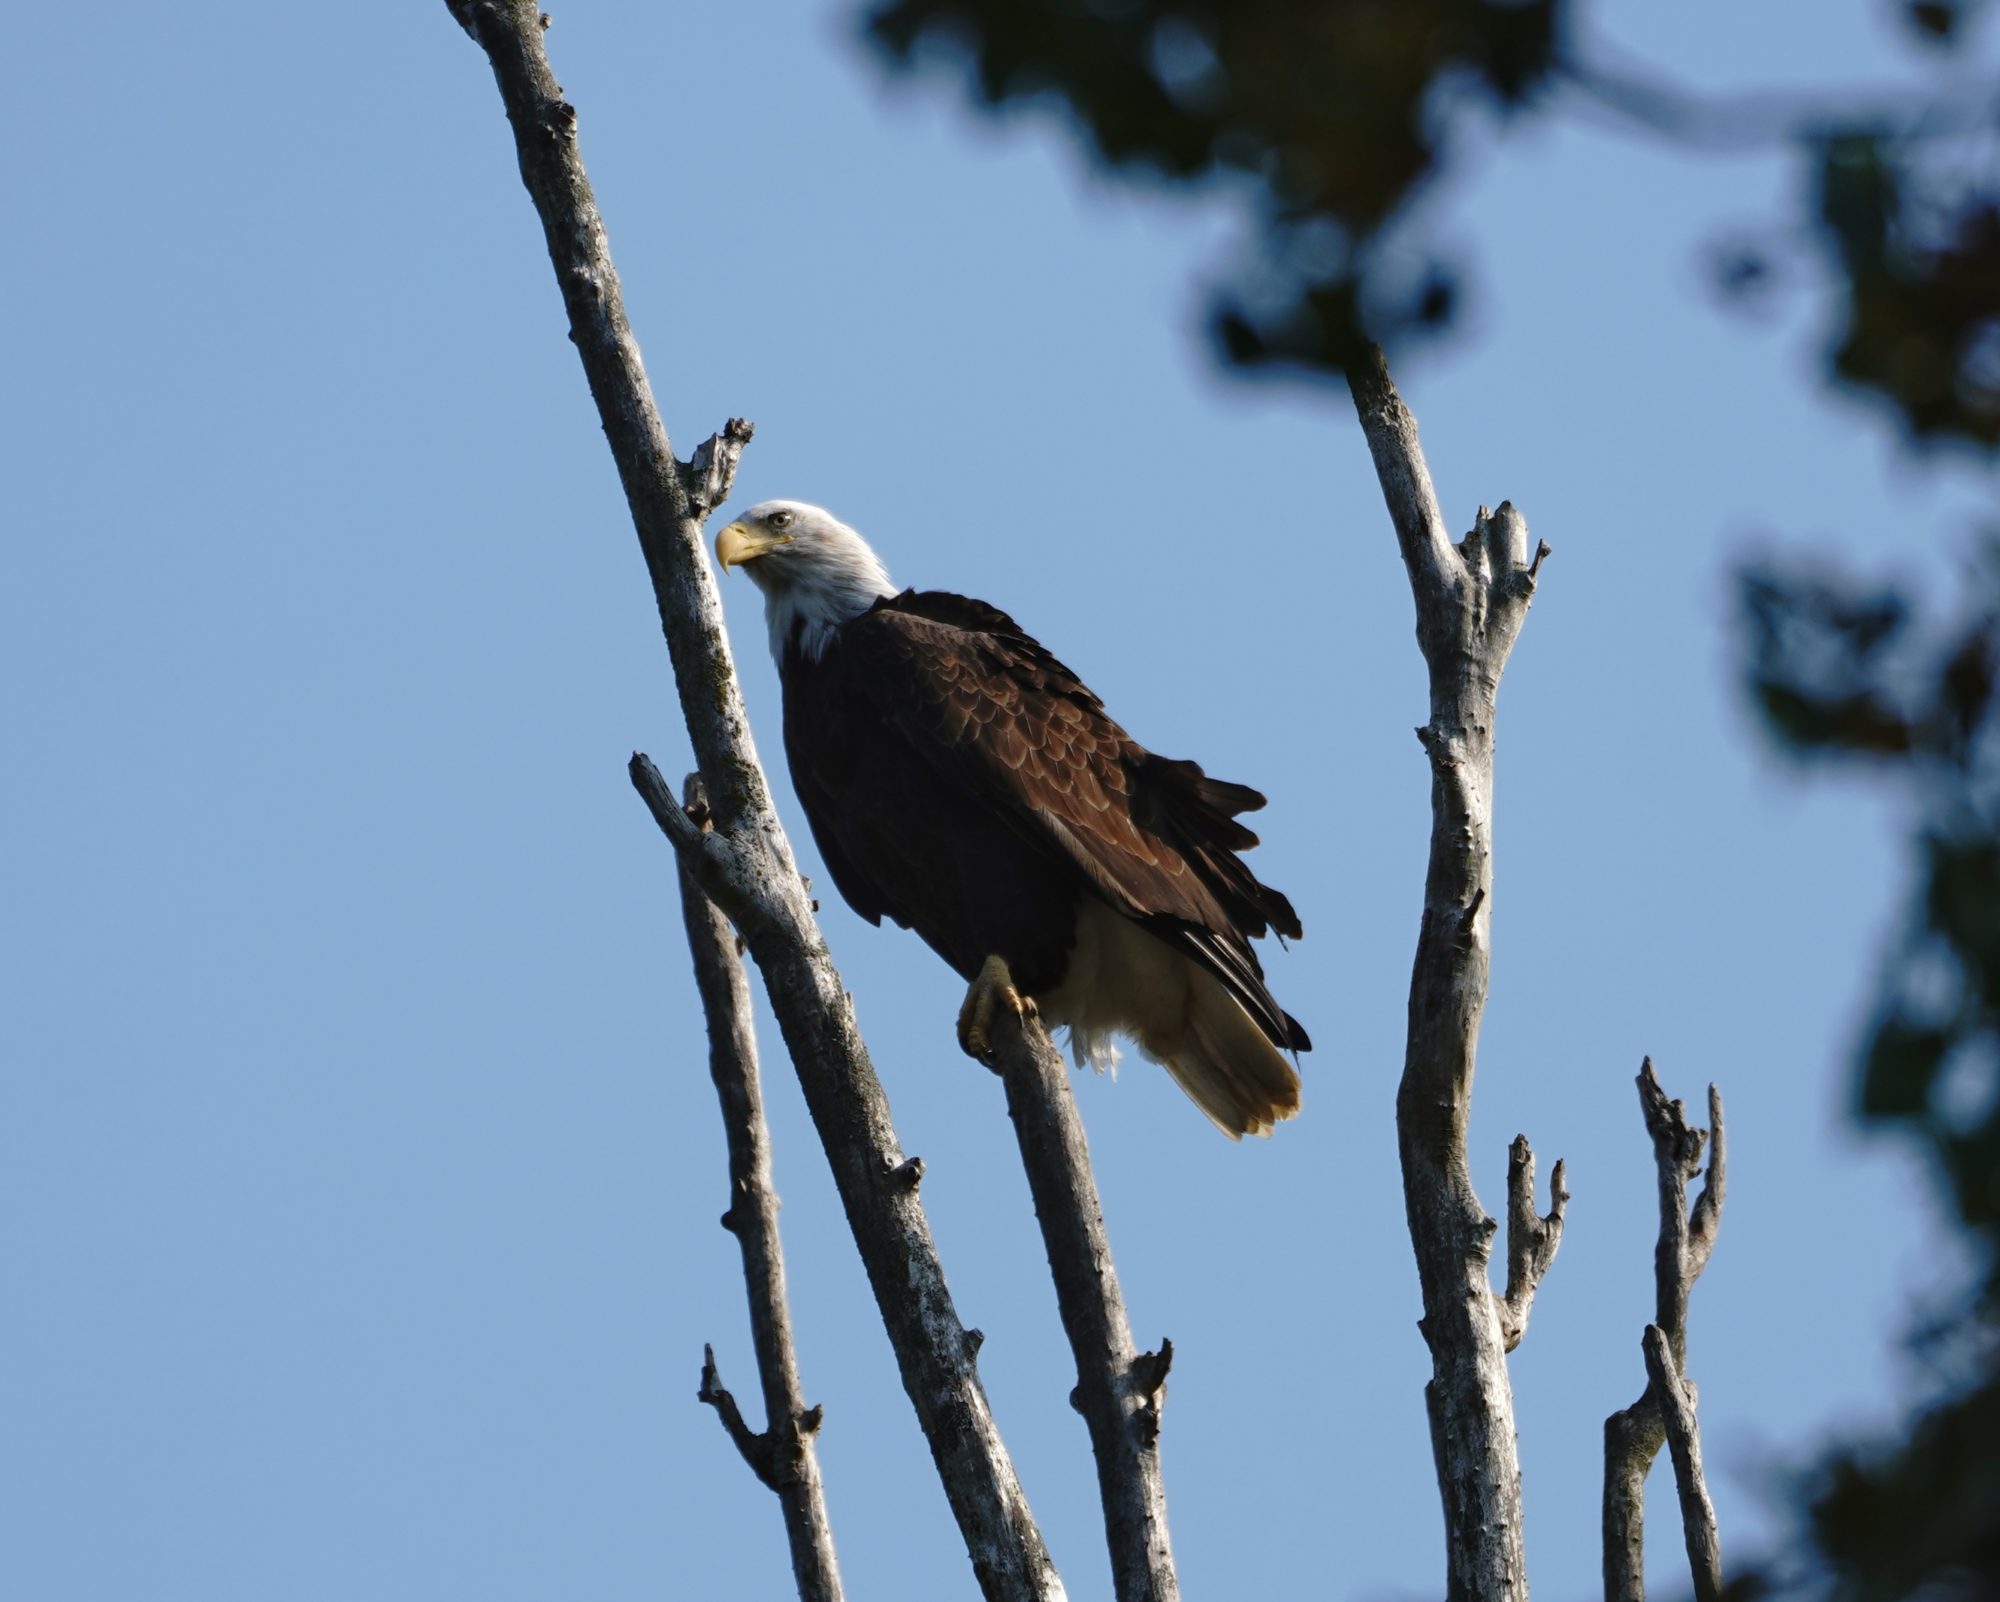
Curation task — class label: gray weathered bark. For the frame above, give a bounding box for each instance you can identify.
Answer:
[1642,1328,1723,1602]
[1499,1136,1570,1354]
[1347,344,1556,1602]
[442,5,1063,1595]
[986,1012,1178,1602]
[1602,1061,1727,1602]
[678,775,844,1602]
[631,759,1061,1601]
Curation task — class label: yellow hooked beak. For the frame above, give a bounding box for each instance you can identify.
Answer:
[715,520,790,572]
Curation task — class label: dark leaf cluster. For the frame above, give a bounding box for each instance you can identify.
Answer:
[1814,132,2000,448]
[1792,1353,2000,1602]
[1900,0,1992,47]
[864,0,2000,446]
[863,0,1563,370]
[1740,548,2000,1599]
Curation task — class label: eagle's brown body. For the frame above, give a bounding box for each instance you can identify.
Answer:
[778,587,1309,1135]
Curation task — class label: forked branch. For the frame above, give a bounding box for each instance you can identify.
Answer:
[1498,1137,1569,1353]
[1603,1061,1728,1602]
[1643,1329,1724,1602]
[1347,342,1555,1602]
[627,756,1061,1602]
[698,1342,779,1488]
[678,775,843,1602]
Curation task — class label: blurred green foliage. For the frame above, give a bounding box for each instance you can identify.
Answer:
[1814,133,2000,448]
[1740,546,2000,1598]
[865,0,1563,366]
[864,0,2000,444]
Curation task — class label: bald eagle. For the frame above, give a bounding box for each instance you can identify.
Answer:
[716,501,1309,1137]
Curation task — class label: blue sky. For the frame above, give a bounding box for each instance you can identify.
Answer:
[6,3,1996,1599]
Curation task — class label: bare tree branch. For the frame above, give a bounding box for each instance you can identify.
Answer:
[440,4,1062,1594]
[1347,346,1457,623]
[679,775,843,1602]
[986,1008,1178,1602]
[1498,1137,1569,1354]
[1604,1413,1652,1602]
[443,0,767,835]
[1603,1061,1729,1602]
[1348,343,1552,1602]
[1642,1328,1724,1602]
[628,756,1063,1602]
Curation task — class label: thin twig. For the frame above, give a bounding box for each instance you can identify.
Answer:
[442,5,1062,1594]
[1348,345,1551,1602]
[699,1342,777,1489]
[1602,1060,1729,1602]
[679,775,843,1602]
[988,1008,1178,1602]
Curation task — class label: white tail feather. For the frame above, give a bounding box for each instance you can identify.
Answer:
[1162,969,1303,1138]
[1039,901,1302,1139]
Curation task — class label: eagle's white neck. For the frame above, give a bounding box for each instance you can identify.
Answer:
[764,545,896,664]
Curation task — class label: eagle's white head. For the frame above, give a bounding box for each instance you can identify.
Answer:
[715,500,898,664]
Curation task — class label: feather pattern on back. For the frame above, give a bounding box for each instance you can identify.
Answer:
[781,589,1311,1098]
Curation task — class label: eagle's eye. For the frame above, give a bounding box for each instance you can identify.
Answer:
[768,510,794,531]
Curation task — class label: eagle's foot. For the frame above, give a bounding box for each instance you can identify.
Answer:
[957,954,1035,1064]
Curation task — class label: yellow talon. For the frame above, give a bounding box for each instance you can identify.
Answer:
[957,954,1035,1061]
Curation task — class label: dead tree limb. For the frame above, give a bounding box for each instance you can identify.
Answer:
[1642,1328,1724,1602]
[1347,343,1554,1602]
[632,756,1061,1602]
[1603,1063,1728,1602]
[678,775,843,1602]
[986,1009,1178,1602]
[1499,1137,1570,1354]
[442,5,1062,1595]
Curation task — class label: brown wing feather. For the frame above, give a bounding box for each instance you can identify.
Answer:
[857,598,1218,919]
[833,592,1307,1048]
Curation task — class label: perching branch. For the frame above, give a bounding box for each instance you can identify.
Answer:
[1603,1062,1728,1602]
[1347,343,1554,1602]
[678,775,843,1602]
[443,6,1062,1596]
[986,1007,1179,1602]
